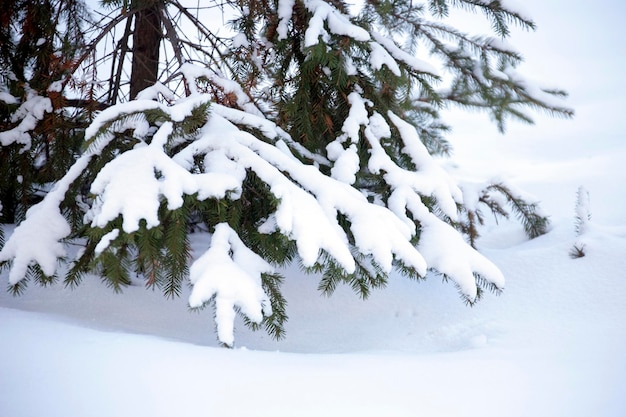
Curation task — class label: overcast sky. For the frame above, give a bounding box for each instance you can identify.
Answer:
[444,0,624,155]
[439,0,626,223]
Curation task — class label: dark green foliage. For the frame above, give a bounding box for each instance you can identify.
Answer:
[0,0,89,223]
[461,182,549,247]
[7,263,58,296]
[63,103,207,297]
[70,206,191,297]
[7,271,28,296]
[0,145,33,224]
[488,183,549,239]
[318,252,389,300]
[245,272,288,341]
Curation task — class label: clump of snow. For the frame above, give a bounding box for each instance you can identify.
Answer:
[0,200,70,284]
[304,0,370,47]
[47,80,64,93]
[276,0,296,39]
[231,32,249,49]
[180,64,264,117]
[88,122,239,233]
[0,148,105,283]
[94,229,120,256]
[135,82,176,102]
[0,91,18,105]
[369,41,402,75]
[417,212,505,299]
[371,32,439,76]
[0,90,52,150]
[329,143,360,184]
[189,223,273,346]
[326,92,369,183]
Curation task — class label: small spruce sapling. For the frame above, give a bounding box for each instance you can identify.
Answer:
[570,186,591,258]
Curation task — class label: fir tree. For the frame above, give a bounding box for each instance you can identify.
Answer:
[0,0,572,346]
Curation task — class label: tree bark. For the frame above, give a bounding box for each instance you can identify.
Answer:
[129,0,162,99]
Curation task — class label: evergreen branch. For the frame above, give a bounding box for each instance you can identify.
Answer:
[444,0,536,36]
[317,250,388,300]
[83,105,170,153]
[7,276,29,297]
[259,272,288,340]
[487,182,549,238]
[65,256,90,290]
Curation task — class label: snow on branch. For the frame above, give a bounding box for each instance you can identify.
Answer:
[0,91,18,105]
[326,91,369,184]
[87,122,240,233]
[369,41,402,76]
[0,150,97,284]
[370,32,439,76]
[135,82,177,102]
[189,223,274,346]
[366,110,462,221]
[418,212,505,300]
[303,0,370,47]
[83,99,167,150]
[180,63,264,117]
[204,111,429,276]
[300,0,439,79]
[0,197,70,285]
[0,96,154,283]
[209,103,330,167]
[0,95,222,285]
[0,90,52,150]
[176,112,357,273]
[360,108,504,296]
[502,66,572,114]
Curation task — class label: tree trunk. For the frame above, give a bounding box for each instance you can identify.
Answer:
[130,0,162,99]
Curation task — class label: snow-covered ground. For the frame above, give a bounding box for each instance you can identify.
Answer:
[2,2,626,416]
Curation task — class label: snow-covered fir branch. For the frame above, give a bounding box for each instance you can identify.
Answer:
[0,0,570,346]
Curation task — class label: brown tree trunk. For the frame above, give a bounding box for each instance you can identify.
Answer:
[129,0,162,99]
